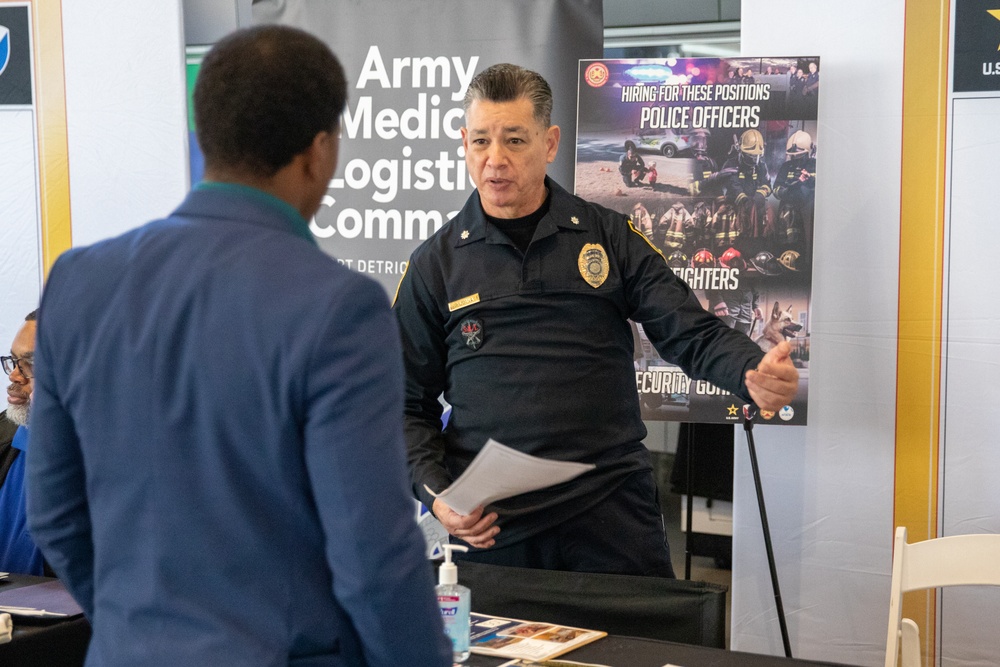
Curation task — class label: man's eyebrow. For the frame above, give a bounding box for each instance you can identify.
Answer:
[469,125,531,135]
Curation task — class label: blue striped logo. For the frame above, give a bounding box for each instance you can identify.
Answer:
[0,26,9,78]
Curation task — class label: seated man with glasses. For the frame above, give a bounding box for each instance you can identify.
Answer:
[0,309,45,575]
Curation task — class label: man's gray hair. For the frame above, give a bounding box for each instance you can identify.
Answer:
[463,63,553,128]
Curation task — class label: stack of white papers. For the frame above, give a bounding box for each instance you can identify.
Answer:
[426,439,595,515]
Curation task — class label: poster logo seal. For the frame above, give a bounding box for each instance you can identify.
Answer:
[584,62,608,87]
[0,26,10,78]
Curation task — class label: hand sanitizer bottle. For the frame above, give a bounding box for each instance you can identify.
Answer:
[436,544,470,663]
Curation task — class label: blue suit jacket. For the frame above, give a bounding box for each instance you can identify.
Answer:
[27,186,451,666]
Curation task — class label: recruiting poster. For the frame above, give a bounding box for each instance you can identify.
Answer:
[575,57,818,425]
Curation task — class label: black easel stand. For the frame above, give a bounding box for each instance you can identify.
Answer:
[742,404,792,659]
[683,422,694,580]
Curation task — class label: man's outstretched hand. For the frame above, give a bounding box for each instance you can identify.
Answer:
[745,341,799,411]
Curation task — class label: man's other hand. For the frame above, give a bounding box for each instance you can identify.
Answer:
[432,498,499,549]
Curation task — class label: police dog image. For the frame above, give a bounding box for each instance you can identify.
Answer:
[755,301,803,352]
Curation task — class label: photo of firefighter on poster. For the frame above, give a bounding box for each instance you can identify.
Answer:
[575,57,818,425]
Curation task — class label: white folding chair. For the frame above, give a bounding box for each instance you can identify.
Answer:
[885,526,1000,667]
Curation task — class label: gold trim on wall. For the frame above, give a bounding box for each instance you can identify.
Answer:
[18,0,72,276]
[895,1,950,664]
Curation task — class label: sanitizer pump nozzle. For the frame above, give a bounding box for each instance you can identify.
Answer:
[438,544,467,585]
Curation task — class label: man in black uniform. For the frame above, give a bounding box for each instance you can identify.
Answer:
[393,64,798,577]
[799,61,820,118]
[787,64,804,118]
[618,140,647,187]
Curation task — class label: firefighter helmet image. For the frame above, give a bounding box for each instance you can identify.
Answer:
[739,128,764,165]
[749,250,782,275]
[719,246,746,271]
[786,130,813,158]
[778,249,801,271]
[692,248,715,268]
[667,250,688,269]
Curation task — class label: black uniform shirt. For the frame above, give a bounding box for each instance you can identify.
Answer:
[393,178,764,547]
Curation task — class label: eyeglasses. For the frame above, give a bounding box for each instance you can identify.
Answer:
[1,354,33,379]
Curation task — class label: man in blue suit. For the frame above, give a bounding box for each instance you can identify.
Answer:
[26,26,451,666]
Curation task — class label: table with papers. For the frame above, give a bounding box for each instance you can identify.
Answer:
[467,634,863,667]
[0,574,90,667]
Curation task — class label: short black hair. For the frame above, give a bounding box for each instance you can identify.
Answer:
[463,63,553,128]
[25,310,36,322]
[194,25,347,178]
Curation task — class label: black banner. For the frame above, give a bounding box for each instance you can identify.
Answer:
[953,0,1000,92]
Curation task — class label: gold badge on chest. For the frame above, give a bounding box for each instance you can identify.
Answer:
[578,243,609,288]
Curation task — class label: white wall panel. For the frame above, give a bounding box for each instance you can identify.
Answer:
[0,109,41,347]
[736,2,905,664]
[939,95,1000,665]
[61,1,189,248]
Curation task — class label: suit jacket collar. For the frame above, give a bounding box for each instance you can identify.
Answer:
[176,183,317,246]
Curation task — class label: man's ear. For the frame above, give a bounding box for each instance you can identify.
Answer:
[303,130,339,183]
[546,124,560,164]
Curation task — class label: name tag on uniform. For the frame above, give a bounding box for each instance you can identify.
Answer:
[448,293,480,312]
